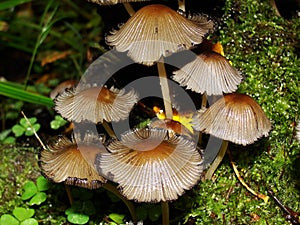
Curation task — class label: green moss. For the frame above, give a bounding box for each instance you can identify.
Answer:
[184,0,300,224]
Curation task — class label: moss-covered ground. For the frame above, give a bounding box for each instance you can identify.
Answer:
[0,0,299,224]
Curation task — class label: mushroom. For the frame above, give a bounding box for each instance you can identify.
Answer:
[54,84,138,124]
[172,40,243,96]
[95,127,203,202]
[193,93,271,179]
[106,4,214,66]
[39,133,107,189]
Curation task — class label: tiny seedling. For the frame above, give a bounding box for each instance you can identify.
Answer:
[108,213,126,225]
[65,201,96,224]
[21,176,51,206]
[12,117,41,137]
[0,207,38,225]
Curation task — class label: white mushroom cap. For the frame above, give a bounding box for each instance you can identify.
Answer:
[39,134,107,189]
[106,4,214,66]
[172,51,243,95]
[55,85,138,123]
[96,128,203,202]
[193,93,271,145]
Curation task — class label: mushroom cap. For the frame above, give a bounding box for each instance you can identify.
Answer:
[193,93,271,145]
[96,128,203,202]
[106,4,214,66]
[87,0,150,5]
[55,85,138,123]
[39,134,107,189]
[172,49,243,95]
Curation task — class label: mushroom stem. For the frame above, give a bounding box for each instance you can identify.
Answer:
[204,140,228,180]
[157,59,173,119]
[102,183,137,222]
[178,0,185,12]
[102,120,116,138]
[201,92,208,109]
[122,3,135,17]
[228,149,269,203]
[65,184,74,205]
[161,201,170,225]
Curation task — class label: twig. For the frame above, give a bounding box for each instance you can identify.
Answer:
[228,149,269,203]
[21,111,46,150]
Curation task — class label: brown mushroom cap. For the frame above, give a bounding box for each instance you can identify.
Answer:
[96,128,202,202]
[39,134,108,189]
[106,4,214,66]
[172,50,243,95]
[193,93,271,145]
[55,85,138,123]
[87,0,150,5]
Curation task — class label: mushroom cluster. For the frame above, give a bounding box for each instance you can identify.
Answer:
[39,1,272,224]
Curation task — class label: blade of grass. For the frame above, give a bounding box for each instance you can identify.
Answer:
[24,0,59,89]
[0,0,32,10]
[0,81,54,107]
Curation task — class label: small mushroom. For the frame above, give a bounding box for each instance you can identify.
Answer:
[50,79,77,99]
[193,93,271,180]
[96,128,203,202]
[106,4,214,66]
[55,85,138,123]
[193,93,271,145]
[172,41,243,96]
[39,133,107,189]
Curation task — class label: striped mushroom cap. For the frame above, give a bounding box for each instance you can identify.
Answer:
[193,93,271,146]
[96,128,203,202]
[39,134,108,189]
[87,0,149,5]
[106,4,214,66]
[55,85,138,123]
[172,41,243,95]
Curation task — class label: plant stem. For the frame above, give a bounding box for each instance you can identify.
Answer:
[161,201,169,225]
[103,183,137,223]
[157,59,173,119]
[178,0,185,12]
[123,3,135,16]
[204,140,228,180]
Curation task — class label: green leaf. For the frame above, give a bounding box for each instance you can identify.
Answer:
[29,192,47,205]
[0,214,19,225]
[36,176,50,192]
[24,123,40,136]
[108,213,125,224]
[13,207,35,221]
[0,81,54,107]
[67,213,89,225]
[12,124,25,137]
[0,129,12,141]
[0,0,32,10]
[3,136,16,144]
[50,115,67,130]
[20,218,38,225]
[20,118,37,127]
[21,181,37,200]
